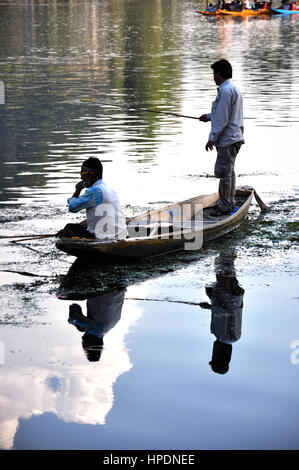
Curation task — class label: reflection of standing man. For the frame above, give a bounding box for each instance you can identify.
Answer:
[200,252,244,374]
[68,288,126,362]
[199,59,244,217]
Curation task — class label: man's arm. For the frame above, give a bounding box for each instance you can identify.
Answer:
[67,184,103,213]
[208,89,231,145]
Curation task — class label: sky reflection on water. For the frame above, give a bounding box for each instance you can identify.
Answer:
[0,0,298,450]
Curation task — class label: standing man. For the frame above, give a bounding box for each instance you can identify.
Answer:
[200,59,244,217]
[58,157,128,240]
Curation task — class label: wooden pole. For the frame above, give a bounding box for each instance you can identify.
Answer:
[8,234,57,243]
[80,99,254,120]
[0,233,56,240]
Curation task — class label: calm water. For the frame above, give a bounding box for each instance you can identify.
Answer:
[0,0,298,450]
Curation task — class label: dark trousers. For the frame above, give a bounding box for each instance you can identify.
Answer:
[214,142,243,212]
[59,223,95,239]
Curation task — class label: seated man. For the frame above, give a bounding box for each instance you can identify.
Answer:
[207,3,216,11]
[58,157,128,240]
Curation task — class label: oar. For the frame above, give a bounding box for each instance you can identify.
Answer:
[9,234,58,243]
[0,233,56,239]
[237,186,270,213]
[0,269,48,277]
[253,190,271,213]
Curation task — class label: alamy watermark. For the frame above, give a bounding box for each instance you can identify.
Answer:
[0,80,4,104]
[0,340,4,365]
[290,340,299,365]
[94,202,203,251]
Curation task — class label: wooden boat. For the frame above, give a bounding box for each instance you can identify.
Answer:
[56,187,260,262]
[197,1,221,15]
[271,7,299,14]
[219,7,270,16]
[197,9,221,15]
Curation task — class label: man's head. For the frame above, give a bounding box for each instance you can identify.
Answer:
[211,59,232,86]
[80,157,103,187]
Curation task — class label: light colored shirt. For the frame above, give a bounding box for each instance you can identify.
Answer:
[68,289,126,339]
[206,79,244,147]
[210,293,243,344]
[67,179,128,240]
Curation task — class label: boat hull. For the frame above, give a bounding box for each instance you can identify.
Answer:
[219,8,270,16]
[197,10,221,15]
[271,8,299,14]
[56,188,254,262]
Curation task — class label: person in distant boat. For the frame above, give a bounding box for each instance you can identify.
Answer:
[281,0,290,8]
[57,157,128,240]
[207,2,216,11]
[220,1,232,10]
[199,59,244,217]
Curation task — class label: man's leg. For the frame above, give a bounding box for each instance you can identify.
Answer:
[59,223,95,238]
[214,142,242,213]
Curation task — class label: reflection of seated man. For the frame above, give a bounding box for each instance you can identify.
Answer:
[58,157,127,240]
[200,253,244,374]
[68,288,126,362]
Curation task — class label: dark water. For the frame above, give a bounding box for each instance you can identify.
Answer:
[0,0,298,450]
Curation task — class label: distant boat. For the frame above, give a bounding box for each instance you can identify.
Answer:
[56,187,257,262]
[197,9,221,15]
[219,7,270,16]
[271,7,299,14]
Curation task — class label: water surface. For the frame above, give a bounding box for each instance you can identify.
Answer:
[0,0,298,450]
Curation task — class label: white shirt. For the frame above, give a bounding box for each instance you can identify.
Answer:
[206,79,244,147]
[68,180,128,240]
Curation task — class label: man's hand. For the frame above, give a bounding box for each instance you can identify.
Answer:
[199,114,209,122]
[72,181,85,198]
[199,302,212,310]
[205,140,215,151]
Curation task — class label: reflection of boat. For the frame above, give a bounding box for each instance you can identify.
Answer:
[56,255,185,299]
[219,7,270,15]
[271,7,299,14]
[56,187,255,262]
